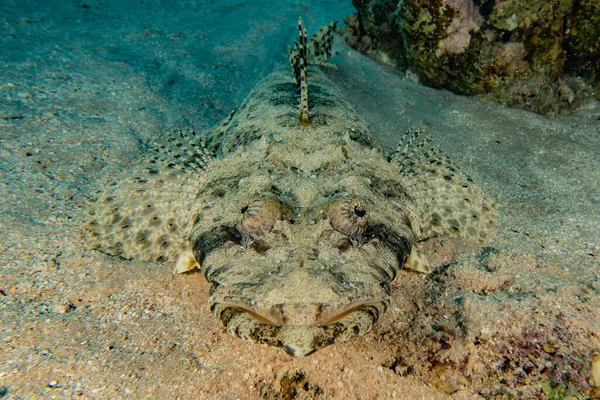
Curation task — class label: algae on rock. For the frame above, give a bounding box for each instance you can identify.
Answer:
[343,0,600,115]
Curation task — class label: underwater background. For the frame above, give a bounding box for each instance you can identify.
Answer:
[1,0,599,398]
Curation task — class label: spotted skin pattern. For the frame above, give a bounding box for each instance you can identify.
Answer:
[85,20,496,357]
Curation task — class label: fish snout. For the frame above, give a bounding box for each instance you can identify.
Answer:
[212,302,386,357]
[251,300,384,327]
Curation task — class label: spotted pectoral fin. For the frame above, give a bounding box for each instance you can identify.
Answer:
[84,127,213,263]
[84,169,200,262]
[394,128,497,244]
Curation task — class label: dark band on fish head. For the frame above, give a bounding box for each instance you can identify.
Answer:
[191,225,242,268]
[363,223,412,276]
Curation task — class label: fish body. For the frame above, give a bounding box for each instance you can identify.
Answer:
[85,20,495,357]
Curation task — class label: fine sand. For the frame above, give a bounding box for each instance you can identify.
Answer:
[1,0,599,398]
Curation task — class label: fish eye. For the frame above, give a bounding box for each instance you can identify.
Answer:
[328,197,368,238]
[238,196,282,240]
[353,204,366,217]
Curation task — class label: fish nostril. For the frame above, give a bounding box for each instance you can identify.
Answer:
[338,239,352,253]
[251,240,270,254]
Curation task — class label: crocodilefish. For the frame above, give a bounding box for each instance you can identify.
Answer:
[85,18,496,357]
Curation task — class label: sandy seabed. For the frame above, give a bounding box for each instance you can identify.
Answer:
[1,0,600,398]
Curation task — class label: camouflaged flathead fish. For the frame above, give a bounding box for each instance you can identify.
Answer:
[85,19,496,357]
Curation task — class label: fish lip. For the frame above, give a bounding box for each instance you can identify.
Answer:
[212,302,385,357]
[213,300,383,327]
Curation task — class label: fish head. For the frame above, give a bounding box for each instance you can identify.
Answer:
[191,193,414,357]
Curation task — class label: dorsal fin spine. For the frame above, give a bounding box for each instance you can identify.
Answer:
[298,18,310,125]
[289,18,338,126]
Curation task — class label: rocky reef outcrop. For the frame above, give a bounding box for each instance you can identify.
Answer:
[343,0,600,115]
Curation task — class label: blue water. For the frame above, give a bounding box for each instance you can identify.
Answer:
[1,0,353,127]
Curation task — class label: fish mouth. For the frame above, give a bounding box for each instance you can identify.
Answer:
[215,300,383,326]
[211,301,387,357]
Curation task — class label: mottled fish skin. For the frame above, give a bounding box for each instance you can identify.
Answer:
[190,66,416,357]
[85,20,496,357]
